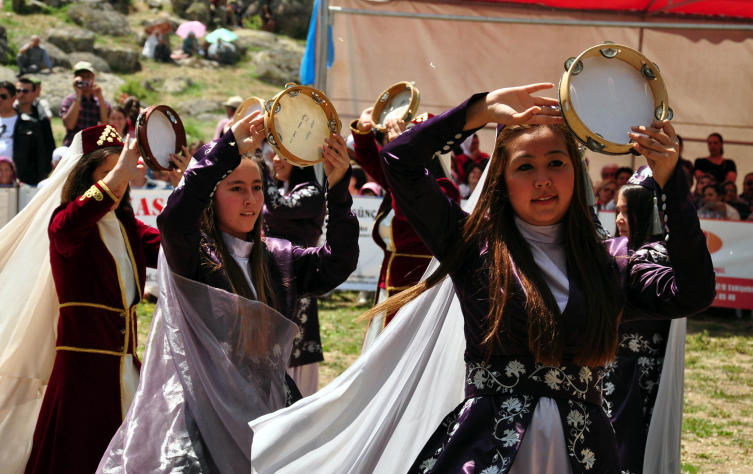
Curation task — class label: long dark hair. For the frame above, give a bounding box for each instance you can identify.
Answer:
[619,184,662,250]
[362,124,622,367]
[61,147,132,211]
[200,156,279,312]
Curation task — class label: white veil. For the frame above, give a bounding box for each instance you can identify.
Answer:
[0,134,86,474]
[249,159,491,473]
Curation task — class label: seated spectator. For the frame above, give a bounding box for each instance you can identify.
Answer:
[123,96,141,131]
[188,139,205,157]
[0,156,19,187]
[107,106,129,138]
[360,182,382,197]
[16,36,52,77]
[458,162,483,199]
[600,164,618,181]
[154,36,172,63]
[698,183,740,220]
[594,179,617,211]
[0,81,48,185]
[615,167,633,187]
[349,166,367,195]
[183,32,201,57]
[142,32,160,59]
[740,172,753,207]
[692,173,715,209]
[208,39,236,65]
[36,146,68,190]
[214,96,241,139]
[722,181,751,220]
[451,146,469,184]
[130,158,172,189]
[261,4,276,32]
[60,62,110,146]
[694,133,736,184]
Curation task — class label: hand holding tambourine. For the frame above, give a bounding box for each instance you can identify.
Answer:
[231,111,267,155]
[322,134,350,188]
[629,120,679,188]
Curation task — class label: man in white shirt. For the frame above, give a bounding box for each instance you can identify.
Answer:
[0,83,18,160]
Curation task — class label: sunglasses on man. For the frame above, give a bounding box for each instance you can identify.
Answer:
[17,88,31,94]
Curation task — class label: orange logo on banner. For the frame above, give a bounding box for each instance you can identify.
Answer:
[703,231,723,254]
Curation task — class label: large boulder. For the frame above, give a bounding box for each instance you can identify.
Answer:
[233,30,277,51]
[171,0,194,17]
[68,52,111,73]
[243,0,313,40]
[93,45,141,73]
[250,38,303,85]
[16,35,72,69]
[0,66,16,83]
[161,76,192,94]
[176,98,223,116]
[184,1,211,25]
[68,0,132,37]
[20,70,125,118]
[44,26,95,53]
[175,56,221,70]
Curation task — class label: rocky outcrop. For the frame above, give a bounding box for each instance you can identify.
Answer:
[0,66,16,83]
[176,98,223,116]
[243,0,313,40]
[161,76,192,94]
[249,37,303,85]
[184,1,212,26]
[93,45,141,73]
[171,0,194,17]
[234,30,278,51]
[68,0,132,37]
[44,27,95,53]
[69,52,111,73]
[174,56,222,70]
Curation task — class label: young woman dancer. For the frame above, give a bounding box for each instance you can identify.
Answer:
[604,166,677,473]
[262,152,326,396]
[25,125,179,474]
[350,108,461,352]
[370,85,715,474]
[97,112,359,473]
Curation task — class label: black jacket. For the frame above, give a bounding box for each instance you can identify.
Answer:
[17,101,56,165]
[11,110,49,185]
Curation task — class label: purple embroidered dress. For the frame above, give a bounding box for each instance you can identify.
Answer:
[380,94,716,474]
[262,169,326,370]
[157,130,359,400]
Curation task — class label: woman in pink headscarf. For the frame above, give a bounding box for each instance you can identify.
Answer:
[0,156,20,186]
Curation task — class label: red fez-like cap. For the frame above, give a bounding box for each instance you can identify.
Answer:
[81,125,124,155]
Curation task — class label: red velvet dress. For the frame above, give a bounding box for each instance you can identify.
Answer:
[25,180,160,474]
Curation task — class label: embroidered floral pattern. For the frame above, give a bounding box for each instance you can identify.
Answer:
[529,364,603,401]
[620,332,663,355]
[565,400,595,470]
[290,298,322,361]
[493,395,532,441]
[466,360,526,393]
[266,179,321,210]
[80,184,103,201]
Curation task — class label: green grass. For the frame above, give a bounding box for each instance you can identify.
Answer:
[681,463,701,474]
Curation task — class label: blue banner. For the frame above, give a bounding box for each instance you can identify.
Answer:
[300,0,334,85]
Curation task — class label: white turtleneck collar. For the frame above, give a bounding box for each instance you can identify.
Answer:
[514,215,569,313]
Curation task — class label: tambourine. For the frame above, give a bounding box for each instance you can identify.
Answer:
[232,97,265,126]
[136,105,187,172]
[264,83,341,167]
[559,42,671,156]
[371,81,420,133]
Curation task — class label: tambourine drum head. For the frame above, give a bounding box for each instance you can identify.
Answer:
[273,95,330,163]
[146,110,177,169]
[243,102,264,119]
[377,89,413,127]
[234,98,265,125]
[569,56,654,145]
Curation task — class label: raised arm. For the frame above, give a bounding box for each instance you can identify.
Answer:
[288,167,360,297]
[380,94,485,260]
[157,130,242,278]
[350,107,389,190]
[624,120,716,319]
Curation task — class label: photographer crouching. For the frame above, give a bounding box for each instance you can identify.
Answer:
[60,62,110,146]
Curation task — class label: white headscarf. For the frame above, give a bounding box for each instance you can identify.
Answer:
[0,133,86,473]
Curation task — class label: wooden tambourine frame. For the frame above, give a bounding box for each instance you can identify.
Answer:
[371,81,420,133]
[136,105,187,172]
[559,42,671,156]
[264,83,341,167]
[232,97,266,126]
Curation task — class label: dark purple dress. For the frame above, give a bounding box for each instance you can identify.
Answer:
[157,129,359,399]
[380,94,716,474]
[602,244,672,474]
[262,168,327,368]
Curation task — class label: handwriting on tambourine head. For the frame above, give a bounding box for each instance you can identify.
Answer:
[290,114,317,145]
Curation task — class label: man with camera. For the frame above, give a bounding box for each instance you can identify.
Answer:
[59,62,110,146]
